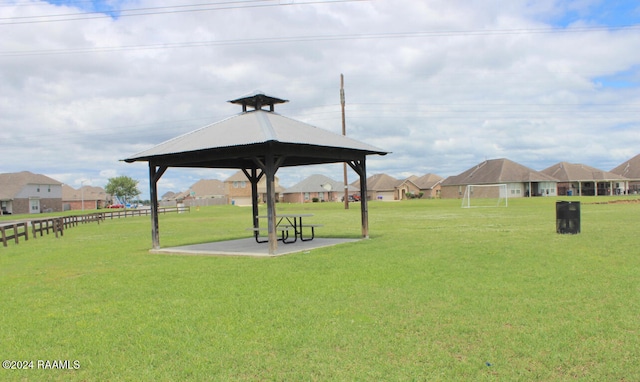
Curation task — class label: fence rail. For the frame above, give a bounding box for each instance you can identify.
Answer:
[0,222,29,247]
[100,206,189,219]
[31,218,64,239]
[1,206,189,248]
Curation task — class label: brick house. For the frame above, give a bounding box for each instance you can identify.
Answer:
[352,173,400,201]
[412,173,444,198]
[440,158,558,198]
[0,171,63,215]
[62,184,108,210]
[282,174,358,203]
[610,153,640,194]
[224,171,285,205]
[541,162,628,196]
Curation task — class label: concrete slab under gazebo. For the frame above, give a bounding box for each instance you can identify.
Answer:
[151,237,361,257]
[124,92,388,255]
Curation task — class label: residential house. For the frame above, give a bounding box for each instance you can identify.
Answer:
[410,173,444,199]
[62,184,108,210]
[610,153,640,194]
[160,191,178,205]
[395,176,422,200]
[162,191,177,201]
[183,179,227,207]
[541,162,628,196]
[440,158,558,199]
[224,171,285,206]
[352,173,401,201]
[0,171,63,214]
[282,174,358,203]
[160,190,188,207]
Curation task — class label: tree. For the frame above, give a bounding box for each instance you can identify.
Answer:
[105,176,141,206]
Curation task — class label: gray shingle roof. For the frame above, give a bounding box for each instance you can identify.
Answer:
[284,174,357,193]
[0,171,62,199]
[610,153,640,179]
[412,173,444,189]
[62,185,107,201]
[224,170,285,193]
[352,173,401,191]
[541,162,627,182]
[441,158,557,186]
[189,179,226,197]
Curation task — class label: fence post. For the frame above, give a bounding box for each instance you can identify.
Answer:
[13,224,19,244]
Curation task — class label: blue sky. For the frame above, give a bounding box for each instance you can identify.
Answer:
[546,0,640,26]
[2,0,639,197]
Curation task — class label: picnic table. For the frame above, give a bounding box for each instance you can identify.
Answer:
[248,214,322,244]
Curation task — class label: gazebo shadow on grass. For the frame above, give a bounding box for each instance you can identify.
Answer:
[150,237,361,257]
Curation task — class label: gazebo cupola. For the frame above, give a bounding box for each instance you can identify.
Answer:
[229,92,288,112]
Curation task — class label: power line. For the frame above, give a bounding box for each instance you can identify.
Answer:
[0,0,368,25]
[0,0,277,19]
[1,24,638,57]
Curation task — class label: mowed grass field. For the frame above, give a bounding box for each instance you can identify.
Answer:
[1,197,639,381]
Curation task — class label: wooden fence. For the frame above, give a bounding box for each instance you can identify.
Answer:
[0,222,29,247]
[100,206,190,219]
[1,207,189,248]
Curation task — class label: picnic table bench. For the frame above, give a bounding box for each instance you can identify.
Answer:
[250,214,323,244]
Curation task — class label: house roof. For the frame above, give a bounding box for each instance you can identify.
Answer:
[189,179,225,197]
[353,173,401,191]
[412,173,444,189]
[0,171,62,199]
[173,190,192,200]
[62,185,107,201]
[283,174,357,194]
[225,171,253,182]
[124,109,388,168]
[610,153,640,180]
[441,158,557,186]
[225,170,285,193]
[161,191,177,200]
[542,162,627,182]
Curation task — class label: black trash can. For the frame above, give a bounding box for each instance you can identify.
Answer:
[556,201,580,234]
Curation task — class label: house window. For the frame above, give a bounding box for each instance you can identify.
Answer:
[304,192,310,201]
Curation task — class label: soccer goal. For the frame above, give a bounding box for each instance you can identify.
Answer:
[461,184,508,208]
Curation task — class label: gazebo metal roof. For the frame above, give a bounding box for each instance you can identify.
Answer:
[124,92,388,254]
[125,110,386,168]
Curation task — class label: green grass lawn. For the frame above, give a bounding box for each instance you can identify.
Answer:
[1,197,639,380]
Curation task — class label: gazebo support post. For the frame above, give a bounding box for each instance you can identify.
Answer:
[348,157,369,239]
[254,153,284,255]
[149,163,167,249]
[242,168,263,230]
[265,152,278,254]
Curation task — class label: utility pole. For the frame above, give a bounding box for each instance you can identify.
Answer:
[81,179,88,211]
[341,73,349,209]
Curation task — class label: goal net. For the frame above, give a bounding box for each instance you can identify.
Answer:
[461,184,508,208]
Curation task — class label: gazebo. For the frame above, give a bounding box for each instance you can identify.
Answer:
[124,92,388,255]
